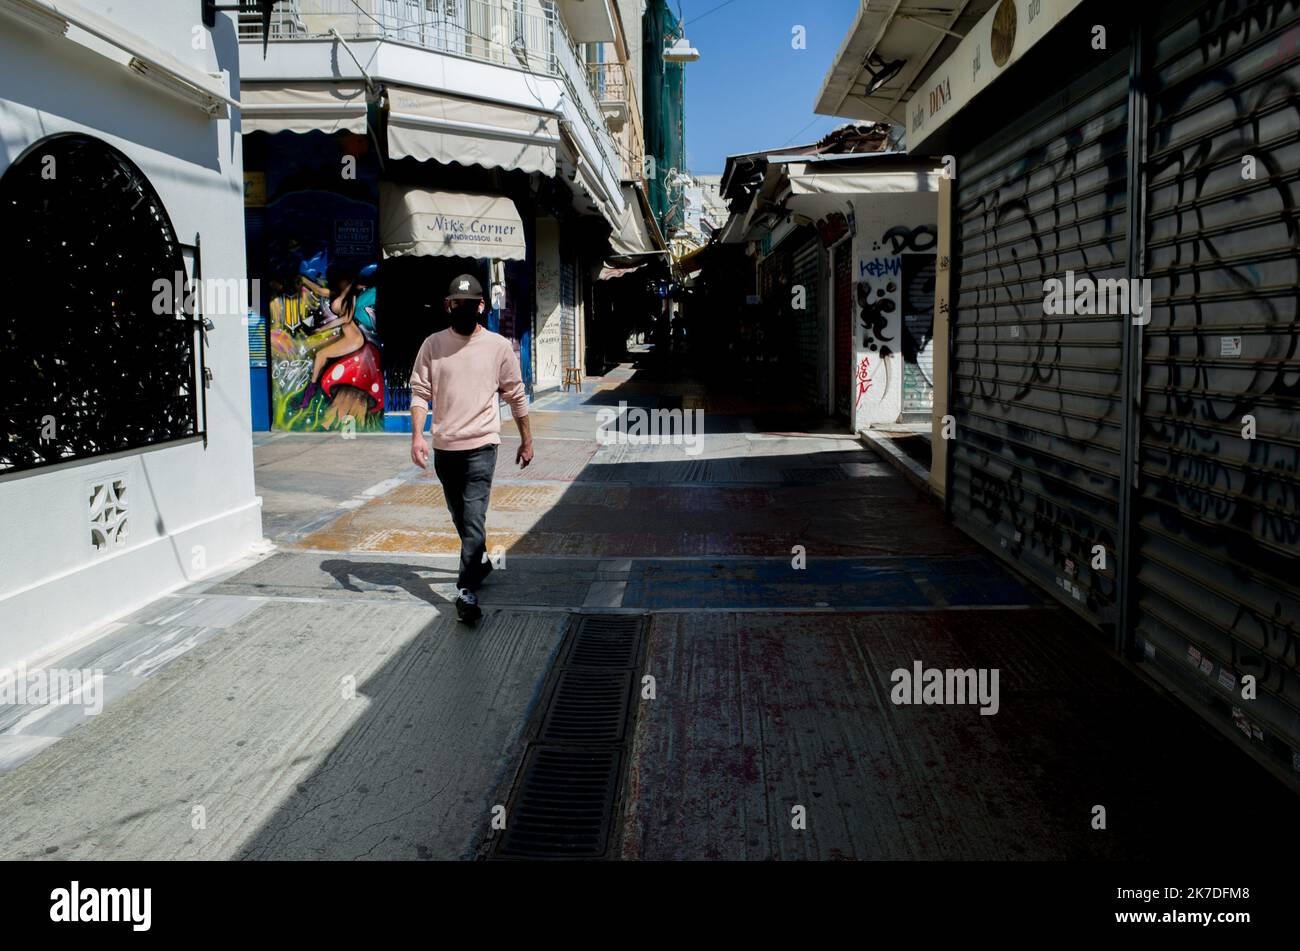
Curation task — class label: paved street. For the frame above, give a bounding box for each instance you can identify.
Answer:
[0,363,1295,860]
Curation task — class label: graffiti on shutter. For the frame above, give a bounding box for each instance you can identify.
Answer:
[1135,0,1300,769]
[950,40,1131,628]
[902,254,937,415]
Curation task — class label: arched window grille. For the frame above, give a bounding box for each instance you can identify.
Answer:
[0,134,203,474]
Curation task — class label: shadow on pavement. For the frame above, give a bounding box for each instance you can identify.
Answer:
[225,362,1300,862]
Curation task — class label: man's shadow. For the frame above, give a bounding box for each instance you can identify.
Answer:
[319,559,458,607]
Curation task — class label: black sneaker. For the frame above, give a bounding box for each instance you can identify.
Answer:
[455,588,482,624]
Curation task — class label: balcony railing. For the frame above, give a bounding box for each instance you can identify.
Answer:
[587,61,629,104]
[241,0,622,190]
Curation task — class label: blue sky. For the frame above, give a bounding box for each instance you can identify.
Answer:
[672,0,861,174]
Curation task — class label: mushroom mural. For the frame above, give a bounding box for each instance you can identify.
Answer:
[318,340,384,430]
[269,255,386,432]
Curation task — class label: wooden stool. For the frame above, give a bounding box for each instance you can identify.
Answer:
[562,367,583,392]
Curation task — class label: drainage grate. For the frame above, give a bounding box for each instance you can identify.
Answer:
[574,614,642,637]
[540,669,633,744]
[497,747,622,858]
[489,613,648,860]
[567,614,642,668]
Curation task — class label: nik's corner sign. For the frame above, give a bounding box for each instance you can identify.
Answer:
[379,184,527,262]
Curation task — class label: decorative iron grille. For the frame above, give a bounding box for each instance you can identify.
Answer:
[0,134,201,474]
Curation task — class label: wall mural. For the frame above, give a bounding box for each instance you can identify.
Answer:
[255,131,383,432]
[268,254,383,431]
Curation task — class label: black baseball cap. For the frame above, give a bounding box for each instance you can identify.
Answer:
[447,273,484,300]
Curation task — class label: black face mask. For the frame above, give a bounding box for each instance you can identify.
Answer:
[450,301,480,336]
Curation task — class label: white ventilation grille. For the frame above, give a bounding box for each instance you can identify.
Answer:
[88,478,128,551]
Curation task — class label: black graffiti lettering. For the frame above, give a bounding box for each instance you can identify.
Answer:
[856,279,895,353]
[881,224,937,254]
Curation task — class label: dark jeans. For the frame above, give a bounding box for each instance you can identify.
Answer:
[433,443,498,592]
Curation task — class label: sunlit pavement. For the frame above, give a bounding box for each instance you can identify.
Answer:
[0,362,1295,860]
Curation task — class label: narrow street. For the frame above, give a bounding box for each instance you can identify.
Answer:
[0,363,1293,861]
[5,0,1299,932]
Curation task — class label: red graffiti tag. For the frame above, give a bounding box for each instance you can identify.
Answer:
[855,355,873,407]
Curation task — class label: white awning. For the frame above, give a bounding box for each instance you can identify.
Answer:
[607,183,657,258]
[239,83,369,135]
[788,169,942,195]
[785,167,942,223]
[717,213,748,245]
[380,184,527,262]
[385,85,559,177]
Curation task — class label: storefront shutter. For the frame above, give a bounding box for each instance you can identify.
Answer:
[950,36,1131,629]
[901,256,938,417]
[834,241,853,419]
[1134,0,1300,769]
[791,236,823,408]
[560,258,577,370]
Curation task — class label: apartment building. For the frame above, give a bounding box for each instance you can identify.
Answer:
[238,0,663,426]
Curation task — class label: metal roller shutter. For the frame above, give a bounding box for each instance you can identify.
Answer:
[902,255,938,417]
[560,258,576,370]
[791,237,822,407]
[834,241,852,419]
[950,38,1131,628]
[758,242,792,376]
[758,242,789,306]
[1135,0,1300,769]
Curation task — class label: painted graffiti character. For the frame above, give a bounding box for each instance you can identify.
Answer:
[299,271,366,405]
[299,265,384,429]
[268,251,332,335]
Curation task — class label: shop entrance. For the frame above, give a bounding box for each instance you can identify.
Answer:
[378,255,528,430]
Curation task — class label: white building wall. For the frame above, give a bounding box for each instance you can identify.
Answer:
[848,194,937,431]
[534,217,564,389]
[616,0,646,111]
[0,2,262,669]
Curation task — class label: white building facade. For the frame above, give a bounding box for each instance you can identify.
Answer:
[238,1,648,414]
[0,1,263,669]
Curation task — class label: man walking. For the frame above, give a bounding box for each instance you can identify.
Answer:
[410,274,533,624]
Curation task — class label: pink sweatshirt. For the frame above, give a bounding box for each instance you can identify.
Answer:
[408,327,529,450]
